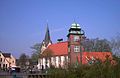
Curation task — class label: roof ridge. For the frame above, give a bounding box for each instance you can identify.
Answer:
[47,41,68,48]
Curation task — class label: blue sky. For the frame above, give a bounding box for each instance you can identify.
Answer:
[0,0,120,58]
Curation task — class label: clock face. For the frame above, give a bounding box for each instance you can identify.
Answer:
[74,36,79,41]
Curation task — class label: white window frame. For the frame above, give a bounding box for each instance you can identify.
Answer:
[74,46,80,52]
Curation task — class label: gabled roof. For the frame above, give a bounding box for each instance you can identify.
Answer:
[42,41,68,56]
[3,53,11,58]
[0,51,2,53]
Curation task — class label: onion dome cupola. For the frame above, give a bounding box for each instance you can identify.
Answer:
[67,22,84,37]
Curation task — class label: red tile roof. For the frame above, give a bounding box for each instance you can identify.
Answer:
[42,41,112,64]
[82,52,112,64]
[42,41,68,56]
[42,41,112,56]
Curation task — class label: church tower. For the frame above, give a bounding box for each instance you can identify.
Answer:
[40,24,52,54]
[67,22,85,65]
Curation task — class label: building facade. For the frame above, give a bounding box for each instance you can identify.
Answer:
[0,51,16,70]
[38,22,112,69]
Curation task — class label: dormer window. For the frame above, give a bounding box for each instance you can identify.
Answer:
[74,36,79,41]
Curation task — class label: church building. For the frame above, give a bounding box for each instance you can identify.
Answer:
[37,22,112,69]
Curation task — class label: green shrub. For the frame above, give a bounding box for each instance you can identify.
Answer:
[48,56,120,78]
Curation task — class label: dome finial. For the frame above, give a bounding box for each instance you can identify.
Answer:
[73,18,77,24]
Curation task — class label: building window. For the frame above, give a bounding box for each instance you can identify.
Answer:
[53,57,56,65]
[74,46,80,52]
[74,36,79,41]
[0,58,2,62]
[68,46,70,52]
[6,64,7,68]
[3,64,5,68]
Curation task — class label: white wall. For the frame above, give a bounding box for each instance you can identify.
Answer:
[56,56,59,67]
[43,58,45,69]
[37,55,68,69]
[61,56,64,66]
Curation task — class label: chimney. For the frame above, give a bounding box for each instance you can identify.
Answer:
[57,38,63,42]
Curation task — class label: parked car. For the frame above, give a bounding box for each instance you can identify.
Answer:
[10,66,21,73]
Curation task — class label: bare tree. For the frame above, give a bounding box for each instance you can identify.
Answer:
[82,38,111,52]
[30,43,41,64]
[31,43,41,54]
[18,53,29,69]
[110,33,120,56]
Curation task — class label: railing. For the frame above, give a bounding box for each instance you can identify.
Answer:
[0,72,49,78]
